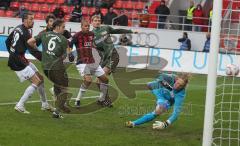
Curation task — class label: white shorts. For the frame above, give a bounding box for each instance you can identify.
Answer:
[15,62,39,82]
[76,63,105,77]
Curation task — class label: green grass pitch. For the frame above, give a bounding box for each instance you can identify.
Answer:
[0,57,208,146]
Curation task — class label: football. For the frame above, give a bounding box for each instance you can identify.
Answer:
[225,64,240,76]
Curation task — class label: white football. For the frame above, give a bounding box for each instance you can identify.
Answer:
[225,64,239,76]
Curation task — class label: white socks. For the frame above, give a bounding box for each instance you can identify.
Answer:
[76,84,87,101]
[17,84,37,107]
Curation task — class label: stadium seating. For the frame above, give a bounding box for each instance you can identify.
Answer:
[49,5,57,13]
[222,0,240,23]
[56,0,65,4]
[31,3,40,12]
[46,0,55,3]
[113,0,123,9]
[5,10,14,17]
[10,2,20,10]
[135,2,145,10]
[41,4,50,13]
[61,5,70,14]
[37,0,46,3]
[35,12,45,20]
[101,8,108,16]
[0,10,5,17]
[82,7,88,15]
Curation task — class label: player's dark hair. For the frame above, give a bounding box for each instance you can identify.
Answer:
[45,14,56,23]
[22,12,34,22]
[52,19,65,29]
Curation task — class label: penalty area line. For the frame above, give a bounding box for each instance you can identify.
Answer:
[0,96,99,106]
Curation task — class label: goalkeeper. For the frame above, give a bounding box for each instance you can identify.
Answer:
[126,73,190,129]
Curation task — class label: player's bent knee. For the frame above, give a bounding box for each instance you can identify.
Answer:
[30,74,43,86]
[99,75,109,83]
[36,72,44,81]
[103,67,111,75]
[84,76,92,83]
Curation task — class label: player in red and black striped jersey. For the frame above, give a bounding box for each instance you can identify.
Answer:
[5,12,53,114]
[69,19,109,107]
[69,30,95,64]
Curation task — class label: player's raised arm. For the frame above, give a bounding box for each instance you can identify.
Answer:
[108,26,137,34]
[163,91,185,128]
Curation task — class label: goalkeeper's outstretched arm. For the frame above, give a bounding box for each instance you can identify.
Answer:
[167,92,185,125]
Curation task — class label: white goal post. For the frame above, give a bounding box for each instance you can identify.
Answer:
[203,0,240,146]
[202,0,222,146]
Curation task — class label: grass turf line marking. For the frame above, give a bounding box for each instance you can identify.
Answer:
[0,96,99,106]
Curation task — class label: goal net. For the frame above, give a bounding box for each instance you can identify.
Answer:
[203,0,240,146]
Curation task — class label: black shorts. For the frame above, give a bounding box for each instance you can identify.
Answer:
[44,69,68,96]
[101,48,119,73]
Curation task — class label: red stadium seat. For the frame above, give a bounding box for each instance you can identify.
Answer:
[82,7,88,15]
[10,2,20,10]
[114,9,119,15]
[64,15,71,21]
[101,8,108,15]
[61,5,69,14]
[90,7,95,15]
[25,0,35,2]
[113,0,123,9]
[128,20,132,26]
[69,6,74,12]
[6,10,14,17]
[46,0,55,4]
[135,2,145,10]
[56,0,65,4]
[0,10,5,17]
[123,1,133,9]
[35,13,45,20]
[37,0,46,3]
[49,5,57,12]
[22,3,31,10]
[129,10,138,19]
[31,3,40,12]
[41,4,50,13]
[83,16,90,21]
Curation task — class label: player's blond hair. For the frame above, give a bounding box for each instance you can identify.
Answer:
[91,15,101,21]
[176,73,192,88]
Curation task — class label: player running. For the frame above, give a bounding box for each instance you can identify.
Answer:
[126,73,191,129]
[5,12,52,114]
[69,19,109,107]
[90,15,137,106]
[28,19,74,116]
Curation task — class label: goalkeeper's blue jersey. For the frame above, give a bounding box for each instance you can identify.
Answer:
[150,73,186,124]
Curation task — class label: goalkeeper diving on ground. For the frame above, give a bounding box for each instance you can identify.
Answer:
[126,72,191,129]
